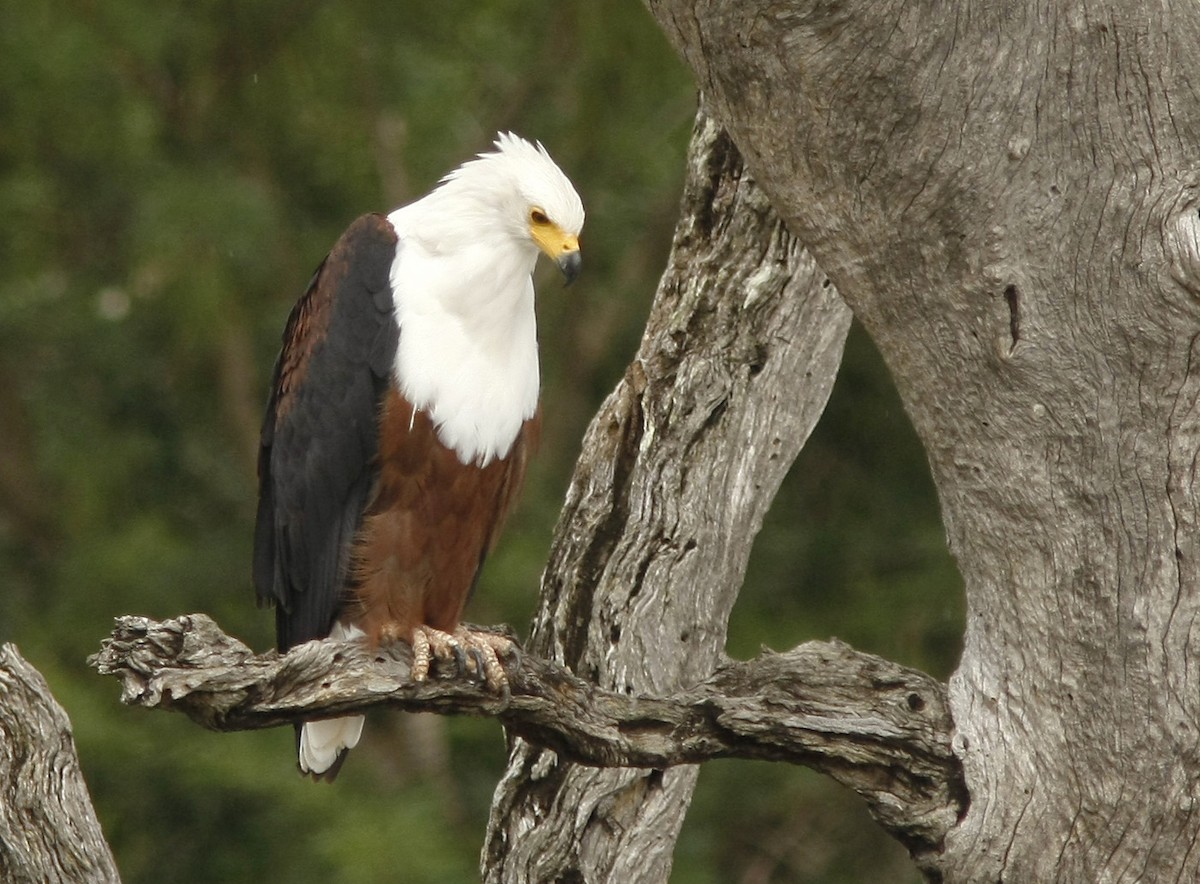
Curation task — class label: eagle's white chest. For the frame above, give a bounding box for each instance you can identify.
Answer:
[387,217,540,466]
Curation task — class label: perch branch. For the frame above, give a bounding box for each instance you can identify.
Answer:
[90,613,966,852]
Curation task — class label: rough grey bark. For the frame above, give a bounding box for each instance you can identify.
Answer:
[482,113,858,881]
[0,644,120,884]
[89,612,962,850]
[645,1,1200,881]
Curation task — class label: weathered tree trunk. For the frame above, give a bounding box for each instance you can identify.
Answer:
[640,1,1200,880]
[482,113,856,881]
[0,645,120,883]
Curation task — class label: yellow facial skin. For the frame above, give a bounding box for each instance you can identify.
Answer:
[529,207,582,285]
[529,208,579,256]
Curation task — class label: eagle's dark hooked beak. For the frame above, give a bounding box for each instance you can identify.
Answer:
[557,250,582,286]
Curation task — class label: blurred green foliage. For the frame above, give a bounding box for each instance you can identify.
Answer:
[0,2,961,881]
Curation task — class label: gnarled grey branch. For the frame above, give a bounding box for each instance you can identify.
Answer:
[90,612,964,856]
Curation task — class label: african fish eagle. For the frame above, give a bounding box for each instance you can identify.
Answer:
[252,133,584,778]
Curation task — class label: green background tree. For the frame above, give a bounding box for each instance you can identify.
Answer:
[0,2,960,880]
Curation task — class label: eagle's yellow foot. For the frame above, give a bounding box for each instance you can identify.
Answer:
[410,624,513,690]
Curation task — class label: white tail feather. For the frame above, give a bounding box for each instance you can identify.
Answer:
[297,621,366,776]
[299,715,365,775]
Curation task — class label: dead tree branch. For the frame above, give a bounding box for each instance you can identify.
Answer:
[90,613,964,854]
[1,644,121,884]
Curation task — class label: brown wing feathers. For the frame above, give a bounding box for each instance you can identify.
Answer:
[253,214,400,652]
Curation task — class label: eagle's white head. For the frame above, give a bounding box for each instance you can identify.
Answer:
[431,132,585,283]
[387,133,583,466]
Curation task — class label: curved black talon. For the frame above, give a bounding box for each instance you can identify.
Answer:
[468,647,489,683]
[449,643,469,677]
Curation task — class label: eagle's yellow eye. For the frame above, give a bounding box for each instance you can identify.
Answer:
[530,208,550,225]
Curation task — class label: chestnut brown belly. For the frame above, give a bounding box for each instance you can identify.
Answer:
[348,386,536,644]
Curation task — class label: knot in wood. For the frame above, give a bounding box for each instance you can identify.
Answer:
[1164,202,1200,299]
